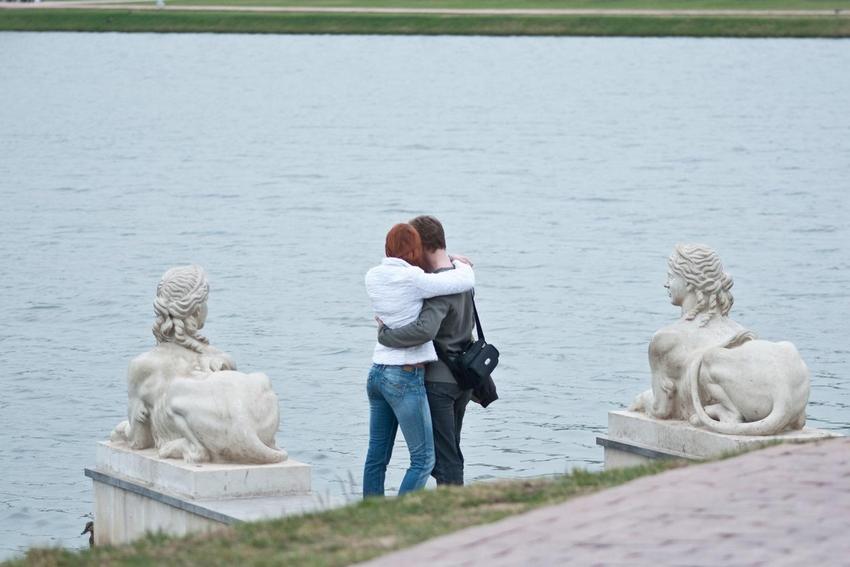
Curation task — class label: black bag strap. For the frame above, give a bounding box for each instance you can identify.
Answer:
[434,289,485,361]
[471,294,485,343]
[434,339,450,364]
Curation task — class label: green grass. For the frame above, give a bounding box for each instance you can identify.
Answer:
[90,0,850,9]
[2,9,850,35]
[5,462,678,567]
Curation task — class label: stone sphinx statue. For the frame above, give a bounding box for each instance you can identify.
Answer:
[111,265,287,464]
[630,244,810,436]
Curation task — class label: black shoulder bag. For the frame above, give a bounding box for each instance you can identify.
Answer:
[435,295,499,391]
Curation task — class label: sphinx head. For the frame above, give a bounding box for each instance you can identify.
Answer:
[667,244,734,326]
[152,265,210,352]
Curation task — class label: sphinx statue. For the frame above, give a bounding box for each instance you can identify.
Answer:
[630,244,810,435]
[110,265,287,464]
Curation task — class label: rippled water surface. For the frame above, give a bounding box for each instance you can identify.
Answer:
[1,32,848,558]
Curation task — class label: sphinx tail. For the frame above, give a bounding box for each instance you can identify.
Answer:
[688,352,787,436]
[693,404,787,436]
[244,433,288,464]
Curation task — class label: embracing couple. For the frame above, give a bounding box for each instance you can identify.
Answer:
[363,215,497,498]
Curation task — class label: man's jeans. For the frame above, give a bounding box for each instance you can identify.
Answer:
[426,381,472,486]
[363,364,435,497]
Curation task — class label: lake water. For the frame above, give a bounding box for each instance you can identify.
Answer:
[1,31,848,559]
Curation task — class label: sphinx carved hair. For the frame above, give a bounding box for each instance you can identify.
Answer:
[668,244,734,326]
[152,265,210,353]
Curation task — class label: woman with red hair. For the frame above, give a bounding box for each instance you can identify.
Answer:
[363,223,475,497]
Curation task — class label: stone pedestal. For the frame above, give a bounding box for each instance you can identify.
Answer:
[86,441,331,546]
[597,410,841,469]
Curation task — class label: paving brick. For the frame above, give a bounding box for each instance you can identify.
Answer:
[359,437,850,566]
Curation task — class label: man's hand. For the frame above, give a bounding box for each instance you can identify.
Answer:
[449,253,473,267]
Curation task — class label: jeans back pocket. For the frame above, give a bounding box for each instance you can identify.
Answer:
[382,366,423,398]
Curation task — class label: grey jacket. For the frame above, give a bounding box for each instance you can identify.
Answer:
[377,267,474,384]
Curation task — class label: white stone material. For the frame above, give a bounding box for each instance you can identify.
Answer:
[603,447,654,470]
[90,441,323,546]
[110,265,287,464]
[97,441,310,499]
[89,266,329,546]
[602,410,839,469]
[630,244,811,436]
[92,480,224,546]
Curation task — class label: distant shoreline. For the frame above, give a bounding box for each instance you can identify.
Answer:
[2,5,850,37]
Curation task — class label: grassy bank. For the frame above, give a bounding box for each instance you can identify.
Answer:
[7,462,678,567]
[121,0,850,8]
[2,10,850,36]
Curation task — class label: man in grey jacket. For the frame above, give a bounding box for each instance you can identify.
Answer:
[377,215,475,486]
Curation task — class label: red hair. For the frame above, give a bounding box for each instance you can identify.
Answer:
[385,223,424,268]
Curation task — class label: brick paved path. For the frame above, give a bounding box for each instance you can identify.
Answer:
[362,437,849,567]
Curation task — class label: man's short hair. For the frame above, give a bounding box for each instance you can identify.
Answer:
[409,215,446,252]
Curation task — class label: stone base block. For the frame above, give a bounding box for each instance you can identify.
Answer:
[597,410,841,469]
[87,441,334,546]
[96,441,311,498]
[92,479,225,545]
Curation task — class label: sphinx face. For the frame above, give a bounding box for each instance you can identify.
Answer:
[665,271,688,306]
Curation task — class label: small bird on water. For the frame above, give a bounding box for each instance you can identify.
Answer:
[81,521,94,547]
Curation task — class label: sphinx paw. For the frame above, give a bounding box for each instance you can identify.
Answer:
[184,445,210,464]
[158,439,186,460]
[110,421,130,443]
[629,390,652,412]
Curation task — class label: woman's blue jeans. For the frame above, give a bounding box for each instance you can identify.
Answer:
[363,364,435,498]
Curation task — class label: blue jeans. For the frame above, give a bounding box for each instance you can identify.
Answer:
[363,364,435,498]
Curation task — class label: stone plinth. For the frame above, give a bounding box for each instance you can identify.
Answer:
[95,441,310,498]
[86,441,331,546]
[597,410,840,469]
